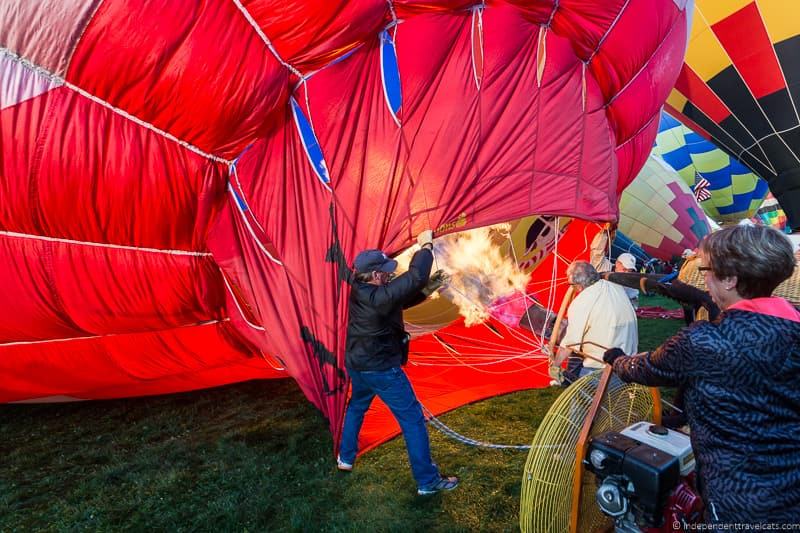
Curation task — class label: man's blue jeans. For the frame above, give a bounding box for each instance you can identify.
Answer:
[339,366,440,488]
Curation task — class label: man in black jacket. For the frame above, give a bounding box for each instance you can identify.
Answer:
[337,230,459,496]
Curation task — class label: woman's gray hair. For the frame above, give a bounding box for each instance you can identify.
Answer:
[568,261,600,289]
[701,225,794,299]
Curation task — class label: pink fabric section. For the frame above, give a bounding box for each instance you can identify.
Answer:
[615,116,662,194]
[586,0,689,191]
[728,297,800,323]
[0,54,61,110]
[0,0,100,75]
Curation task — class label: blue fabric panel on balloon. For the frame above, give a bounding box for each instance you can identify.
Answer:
[655,111,769,223]
[722,179,771,215]
[659,113,681,129]
[718,202,747,215]
[683,132,716,153]
[703,168,732,189]
[753,179,770,197]
[729,159,750,174]
[688,207,711,239]
[380,30,402,118]
[611,231,651,264]
[661,148,693,171]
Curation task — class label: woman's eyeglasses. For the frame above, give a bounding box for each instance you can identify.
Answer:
[697,266,713,273]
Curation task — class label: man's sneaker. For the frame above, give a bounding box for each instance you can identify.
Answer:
[337,455,353,472]
[417,475,459,495]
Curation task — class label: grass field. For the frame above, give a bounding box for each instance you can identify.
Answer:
[1,296,684,532]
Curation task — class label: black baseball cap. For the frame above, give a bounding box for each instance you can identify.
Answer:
[353,249,398,274]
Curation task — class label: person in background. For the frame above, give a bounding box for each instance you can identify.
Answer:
[551,261,638,384]
[678,247,695,269]
[337,229,459,496]
[604,225,800,524]
[614,252,640,309]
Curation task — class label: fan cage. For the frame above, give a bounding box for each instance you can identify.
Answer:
[520,370,658,533]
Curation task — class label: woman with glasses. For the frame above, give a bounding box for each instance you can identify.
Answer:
[604,224,800,524]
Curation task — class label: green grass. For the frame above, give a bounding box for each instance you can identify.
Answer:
[636,294,684,354]
[1,296,684,532]
[637,293,681,311]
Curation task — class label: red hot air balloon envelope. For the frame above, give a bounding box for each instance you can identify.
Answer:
[0,0,691,451]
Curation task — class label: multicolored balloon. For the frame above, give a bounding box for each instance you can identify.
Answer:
[619,155,712,261]
[752,193,791,233]
[655,112,769,224]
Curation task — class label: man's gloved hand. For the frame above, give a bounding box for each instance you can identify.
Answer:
[421,269,449,296]
[548,365,564,385]
[430,269,448,285]
[417,229,434,249]
[603,347,626,365]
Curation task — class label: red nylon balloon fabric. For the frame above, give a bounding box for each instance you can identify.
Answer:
[0,1,690,450]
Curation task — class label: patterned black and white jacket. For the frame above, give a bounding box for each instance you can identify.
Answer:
[612,297,800,523]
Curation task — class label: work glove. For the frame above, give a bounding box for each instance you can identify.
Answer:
[548,364,564,386]
[421,269,449,296]
[603,347,626,365]
[417,229,434,249]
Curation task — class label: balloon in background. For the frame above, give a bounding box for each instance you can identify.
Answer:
[665,0,800,230]
[654,112,769,224]
[752,193,791,234]
[619,155,712,261]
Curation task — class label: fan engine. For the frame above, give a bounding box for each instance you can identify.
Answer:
[585,422,703,532]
